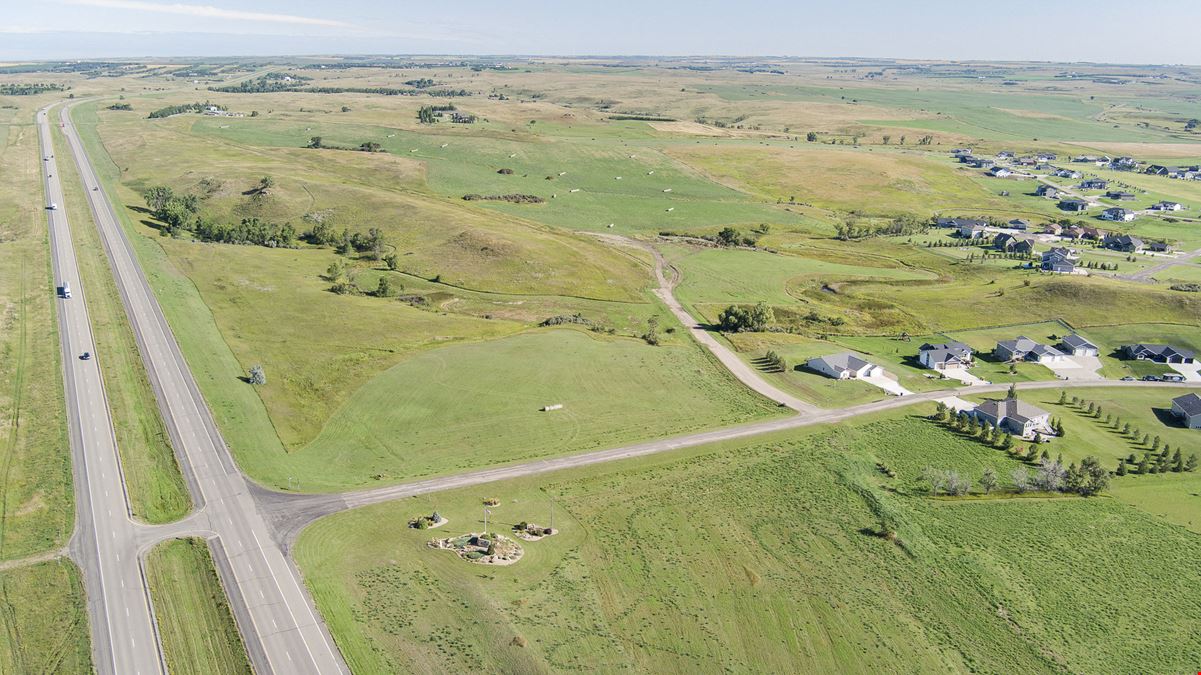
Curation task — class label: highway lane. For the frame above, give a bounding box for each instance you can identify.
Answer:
[39,106,166,675]
[54,104,349,674]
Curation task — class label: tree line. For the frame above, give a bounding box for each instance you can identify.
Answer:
[0,83,66,95]
[147,102,225,119]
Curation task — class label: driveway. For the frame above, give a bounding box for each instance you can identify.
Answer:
[1169,362,1201,382]
[940,368,989,386]
[937,396,977,413]
[1044,356,1105,381]
[861,371,913,397]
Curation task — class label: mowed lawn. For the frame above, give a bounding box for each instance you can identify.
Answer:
[146,538,252,675]
[298,413,1201,674]
[0,559,91,674]
[291,329,783,489]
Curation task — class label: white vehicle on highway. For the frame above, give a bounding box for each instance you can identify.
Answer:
[61,282,72,299]
[47,202,58,210]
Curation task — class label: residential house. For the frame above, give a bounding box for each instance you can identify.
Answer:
[1111,157,1140,171]
[958,223,988,239]
[1062,225,1084,239]
[1035,184,1060,199]
[971,157,996,168]
[1041,247,1080,274]
[1171,393,1201,429]
[1104,233,1143,251]
[1152,201,1183,211]
[988,166,1012,178]
[1059,198,1089,212]
[1016,156,1038,167]
[1059,333,1099,356]
[971,398,1054,437]
[1079,178,1108,190]
[1105,191,1136,201]
[1122,344,1196,364]
[1149,241,1173,253]
[1042,223,1064,235]
[1052,168,1081,179]
[1146,165,1171,176]
[1007,218,1030,230]
[1073,155,1099,163]
[918,342,973,370]
[996,150,1015,159]
[936,216,988,230]
[994,232,1035,253]
[994,337,1070,363]
[1080,226,1106,241]
[806,353,883,380]
[1101,207,1136,222]
[1036,152,1057,162]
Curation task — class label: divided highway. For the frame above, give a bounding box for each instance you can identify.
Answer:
[42,103,349,674]
[41,106,166,675]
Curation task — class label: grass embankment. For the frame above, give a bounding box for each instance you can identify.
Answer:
[0,558,92,673]
[0,104,73,558]
[50,119,190,523]
[146,538,252,675]
[298,410,1201,673]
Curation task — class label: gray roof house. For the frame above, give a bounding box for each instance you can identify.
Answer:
[988,166,1013,178]
[1122,344,1196,364]
[958,222,988,239]
[1080,178,1109,190]
[918,342,973,370]
[1104,233,1143,251]
[1101,207,1136,222]
[1007,218,1030,230]
[806,353,882,380]
[1105,190,1136,201]
[996,233,1036,254]
[1171,393,1201,429]
[972,398,1053,437]
[1152,201,1183,211]
[995,337,1070,363]
[1060,334,1099,356]
[1035,184,1060,198]
[1059,198,1089,212]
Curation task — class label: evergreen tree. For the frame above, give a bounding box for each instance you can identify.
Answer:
[1057,390,1067,405]
[1186,454,1199,472]
[1054,419,1065,438]
[1116,458,1127,476]
[1121,421,1131,435]
[1152,436,1162,451]
[1040,449,1051,463]
[1137,456,1149,474]
[1001,433,1013,451]
[1007,383,1017,399]
[1173,448,1184,473]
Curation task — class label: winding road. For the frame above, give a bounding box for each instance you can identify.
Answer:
[42,98,1201,674]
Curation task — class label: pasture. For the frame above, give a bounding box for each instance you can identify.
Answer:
[297,409,1201,674]
[0,559,91,674]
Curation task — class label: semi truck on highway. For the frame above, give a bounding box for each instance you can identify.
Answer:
[60,282,71,298]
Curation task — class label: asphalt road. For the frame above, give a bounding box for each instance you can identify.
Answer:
[41,105,167,675]
[46,104,349,675]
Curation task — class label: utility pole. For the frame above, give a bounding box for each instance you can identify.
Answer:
[548,497,554,532]
[483,507,489,536]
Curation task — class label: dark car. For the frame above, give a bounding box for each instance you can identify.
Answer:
[80,352,91,361]
[1141,374,1159,382]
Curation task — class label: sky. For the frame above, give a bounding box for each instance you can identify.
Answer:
[1,0,1198,64]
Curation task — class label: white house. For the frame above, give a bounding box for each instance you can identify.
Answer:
[1059,333,1099,357]
[1101,207,1136,222]
[994,337,1071,364]
[806,353,882,380]
[918,342,973,370]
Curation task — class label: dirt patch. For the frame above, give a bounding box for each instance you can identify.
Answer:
[649,121,738,137]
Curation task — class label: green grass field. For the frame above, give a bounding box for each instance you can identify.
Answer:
[297,408,1201,674]
[50,121,190,524]
[0,104,74,559]
[1073,323,1201,378]
[145,538,252,675]
[289,329,782,489]
[0,559,92,673]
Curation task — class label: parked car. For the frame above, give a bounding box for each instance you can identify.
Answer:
[1120,376,1135,381]
[1162,374,1186,383]
[1142,375,1159,382]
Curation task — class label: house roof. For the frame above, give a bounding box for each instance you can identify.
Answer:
[1126,344,1196,360]
[1173,393,1201,417]
[1029,343,1065,358]
[1104,207,1135,216]
[1061,334,1096,350]
[998,336,1040,353]
[976,398,1049,426]
[919,342,972,364]
[809,353,874,373]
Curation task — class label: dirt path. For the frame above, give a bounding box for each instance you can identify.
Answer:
[591,234,819,414]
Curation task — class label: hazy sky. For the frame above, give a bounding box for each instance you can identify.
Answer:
[2,0,1197,64]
